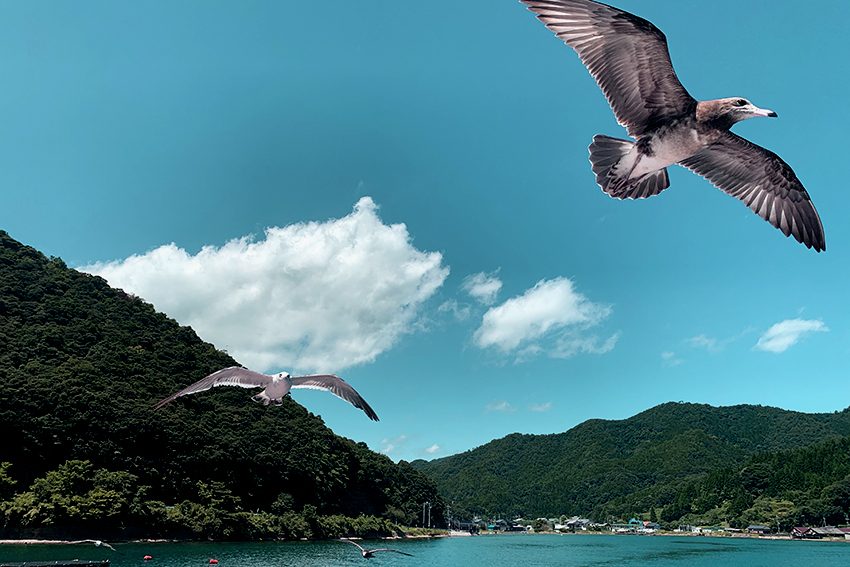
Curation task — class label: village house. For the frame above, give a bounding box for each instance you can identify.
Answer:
[746,525,771,535]
[791,526,817,539]
[792,526,848,539]
[812,526,846,538]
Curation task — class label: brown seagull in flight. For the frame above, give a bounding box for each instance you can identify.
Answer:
[153,366,379,421]
[521,0,825,251]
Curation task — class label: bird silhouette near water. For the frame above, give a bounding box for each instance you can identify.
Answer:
[153,366,379,421]
[520,0,825,251]
[340,539,414,559]
[68,539,116,551]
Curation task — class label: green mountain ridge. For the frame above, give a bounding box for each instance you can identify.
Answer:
[412,402,850,520]
[0,230,443,539]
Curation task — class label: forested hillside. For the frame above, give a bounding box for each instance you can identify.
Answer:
[412,402,850,523]
[0,231,443,539]
[657,435,850,529]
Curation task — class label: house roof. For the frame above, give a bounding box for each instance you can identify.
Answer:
[812,526,845,536]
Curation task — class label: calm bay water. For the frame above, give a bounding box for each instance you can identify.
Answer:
[3,534,850,567]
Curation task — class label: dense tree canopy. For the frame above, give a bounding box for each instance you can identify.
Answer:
[655,436,850,530]
[0,231,443,538]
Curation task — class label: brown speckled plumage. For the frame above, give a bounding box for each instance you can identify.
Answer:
[521,0,825,251]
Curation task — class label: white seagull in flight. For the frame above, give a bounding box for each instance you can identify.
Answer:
[68,539,116,551]
[153,366,379,421]
[340,539,414,559]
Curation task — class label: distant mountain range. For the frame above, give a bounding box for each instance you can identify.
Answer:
[412,402,850,524]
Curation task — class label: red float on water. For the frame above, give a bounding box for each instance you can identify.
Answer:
[144,556,153,561]
[209,560,219,565]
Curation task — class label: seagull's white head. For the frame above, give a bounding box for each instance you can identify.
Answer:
[724,97,777,122]
[274,371,291,380]
[698,97,777,128]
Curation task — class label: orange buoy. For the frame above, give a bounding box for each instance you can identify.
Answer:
[209,560,219,565]
[143,555,153,561]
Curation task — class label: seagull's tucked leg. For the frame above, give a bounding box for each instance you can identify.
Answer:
[589,135,670,200]
[251,392,271,405]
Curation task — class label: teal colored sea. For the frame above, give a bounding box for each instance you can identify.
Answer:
[3,534,850,567]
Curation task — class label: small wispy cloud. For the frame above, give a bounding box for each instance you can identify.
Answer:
[686,329,755,352]
[462,271,503,305]
[486,401,515,413]
[424,444,441,455]
[380,435,408,455]
[755,318,828,353]
[529,402,553,413]
[438,299,471,321]
[552,332,619,358]
[661,351,683,367]
[686,334,719,351]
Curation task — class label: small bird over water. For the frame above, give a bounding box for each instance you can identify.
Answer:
[154,366,379,421]
[520,0,825,251]
[340,539,414,559]
[68,540,116,551]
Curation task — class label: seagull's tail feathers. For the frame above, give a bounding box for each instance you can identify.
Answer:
[589,135,669,200]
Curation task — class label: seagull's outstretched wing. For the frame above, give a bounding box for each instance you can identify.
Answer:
[680,131,825,252]
[370,548,414,557]
[290,375,380,421]
[340,539,366,552]
[69,540,115,551]
[521,0,696,136]
[154,366,272,409]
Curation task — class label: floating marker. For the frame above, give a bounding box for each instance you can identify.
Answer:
[144,555,153,561]
[209,560,219,564]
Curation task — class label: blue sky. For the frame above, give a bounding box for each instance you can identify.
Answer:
[2,1,849,462]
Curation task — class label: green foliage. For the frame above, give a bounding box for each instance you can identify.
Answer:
[4,460,137,531]
[0,463,16,501]
[413,401,850,521]
[662,436,850,530]
[0,231,444,538]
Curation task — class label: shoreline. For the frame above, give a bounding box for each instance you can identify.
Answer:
[0,534,447,545]
[2,531,847,545]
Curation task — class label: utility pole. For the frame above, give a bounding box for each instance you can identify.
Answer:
[428,502,432,528]
[423,501,430,528]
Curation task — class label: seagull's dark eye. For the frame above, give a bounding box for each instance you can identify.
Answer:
[734,99,747,107]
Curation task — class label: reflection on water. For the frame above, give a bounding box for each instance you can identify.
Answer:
[1,534,849,567]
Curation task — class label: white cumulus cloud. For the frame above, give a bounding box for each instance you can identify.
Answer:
[473,277,616,359]
[755,318,828,353]
[83,197,449,373]
[529,402,553,412]
[462,271,503,305]
[424,444,441,454]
